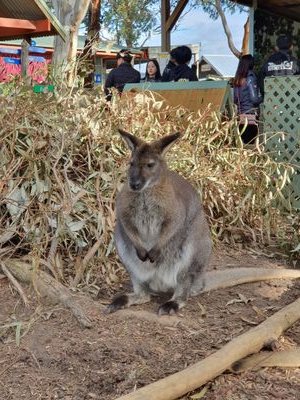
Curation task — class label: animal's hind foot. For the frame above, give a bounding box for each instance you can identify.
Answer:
[158,300,179,316]
[104,292,151,314]
[104,294,128,314]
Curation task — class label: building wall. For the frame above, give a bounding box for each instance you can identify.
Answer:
[198,60,220,80]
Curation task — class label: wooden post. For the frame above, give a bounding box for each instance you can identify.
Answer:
[21,38,31,85]
[161,0,189,52]
[161,0,170,52]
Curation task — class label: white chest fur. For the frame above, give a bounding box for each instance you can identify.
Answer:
[132,197,163,250]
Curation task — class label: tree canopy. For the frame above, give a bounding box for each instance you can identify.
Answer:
[101,0,159,47]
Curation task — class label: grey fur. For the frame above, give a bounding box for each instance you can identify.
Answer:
[107,130,212,315]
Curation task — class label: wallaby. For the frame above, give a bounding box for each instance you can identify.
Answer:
[106,129,212,315]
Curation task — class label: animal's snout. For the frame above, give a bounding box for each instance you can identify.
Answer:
[129,180,143,191]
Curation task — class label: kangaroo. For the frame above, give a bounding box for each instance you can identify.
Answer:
[106,129,212,315]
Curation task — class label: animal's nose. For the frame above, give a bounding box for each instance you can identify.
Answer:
[130,180,142,191]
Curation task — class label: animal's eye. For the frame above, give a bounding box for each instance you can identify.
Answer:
[129,161,134,166]
[147,162,155,168]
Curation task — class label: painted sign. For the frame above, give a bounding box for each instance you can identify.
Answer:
[3,57,21,64]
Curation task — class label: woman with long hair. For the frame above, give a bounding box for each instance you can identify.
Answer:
[233,54,262,144]
[144,59,162,82]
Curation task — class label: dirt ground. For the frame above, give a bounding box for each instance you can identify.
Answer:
[1,247,300,400]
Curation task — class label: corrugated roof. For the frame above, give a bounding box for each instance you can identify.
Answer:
[200,55,239,78]
[0,0,66,40]
[0,0,44,19]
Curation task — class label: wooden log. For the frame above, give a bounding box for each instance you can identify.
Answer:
[4,259,92,328]
[231,348,300,372]
[114,296,300,400]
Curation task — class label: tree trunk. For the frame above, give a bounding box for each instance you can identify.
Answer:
[241,17,250,56]
[51,0,91,85]
[21,38,31,85]
[80,0,101,88]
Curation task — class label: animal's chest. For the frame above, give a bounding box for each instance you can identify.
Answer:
[131,201,163,244]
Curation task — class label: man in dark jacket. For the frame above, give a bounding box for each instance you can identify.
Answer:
[259,34,299,95]
[161,49,176,82]
[104,49,140,100]
[162,46,198,82]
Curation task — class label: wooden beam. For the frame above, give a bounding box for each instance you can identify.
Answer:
[161,0,171,52]
[0,17,36,31]
[33,19,51,33]
[34,0,67,41]
[166,0,189,31]
[0,28,33,37]
[0,18,51,38]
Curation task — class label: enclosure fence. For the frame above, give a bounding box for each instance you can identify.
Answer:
[263,75,300,210]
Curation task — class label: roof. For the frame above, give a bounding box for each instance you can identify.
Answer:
[0,35,145,59]
[200,55,239,78]
[232,0,300,22]
[0,0,66,40]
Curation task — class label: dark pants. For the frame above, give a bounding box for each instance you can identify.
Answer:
[240,124,258,144]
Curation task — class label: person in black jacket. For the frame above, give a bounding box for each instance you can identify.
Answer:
[104,49,140,100]
[161,49,176,82]
[259,34,299,96]
[163,46,198,82]
[233,54,262,144]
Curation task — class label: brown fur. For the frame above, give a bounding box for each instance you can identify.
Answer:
[105,130,212,315]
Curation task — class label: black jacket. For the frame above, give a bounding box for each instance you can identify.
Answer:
[104,63,140,99]
[161,60,176,82]
[259,50,299,95]
[234,71,262,114]
[168,64,198,82]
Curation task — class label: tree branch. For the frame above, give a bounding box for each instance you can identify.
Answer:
[214,0,241,59]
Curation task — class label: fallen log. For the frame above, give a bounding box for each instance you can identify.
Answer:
[231,348,300,372]
[203,267,300,293]
[114,296,300,400]
[4,259,92,328]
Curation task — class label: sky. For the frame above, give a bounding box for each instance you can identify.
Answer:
[144,6,250,56]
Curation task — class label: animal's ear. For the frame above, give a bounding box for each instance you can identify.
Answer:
[118,129,143,152]
[154,132,181,156]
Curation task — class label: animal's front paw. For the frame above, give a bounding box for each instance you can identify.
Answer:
[136,247,148,262]
[158,301,179,316]
[148,247,161,263]
[104,294,128,314]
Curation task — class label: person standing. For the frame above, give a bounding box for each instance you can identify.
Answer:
[233,54,262,144]
[259,34,299,96]
[104,49,140,100]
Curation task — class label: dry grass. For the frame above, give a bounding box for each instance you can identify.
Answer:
[0,85,299,289]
